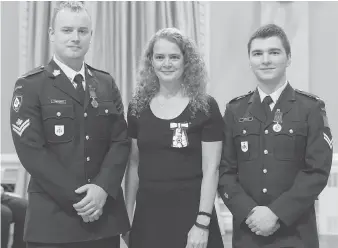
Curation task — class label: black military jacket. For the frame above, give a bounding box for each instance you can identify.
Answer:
[218,83,333,248]
[10,60,130,243]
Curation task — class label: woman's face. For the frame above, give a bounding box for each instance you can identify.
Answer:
[152,38,185,84]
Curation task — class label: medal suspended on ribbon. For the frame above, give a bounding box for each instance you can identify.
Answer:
[170,122,189,148]
[89,86,98,108]
[272,109,283,132]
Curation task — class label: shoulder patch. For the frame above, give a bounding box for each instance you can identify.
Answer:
[229,90,254,103]
[19,66,44,79]
[86,64,110,75]
[295,89,321,101]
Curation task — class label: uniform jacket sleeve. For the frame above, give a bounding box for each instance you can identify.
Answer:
[269,100,333,226]
[218,103,257,228]
[10,77,83,214]
[92,78,131,199]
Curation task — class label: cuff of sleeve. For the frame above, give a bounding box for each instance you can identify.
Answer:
[269,202,292,226]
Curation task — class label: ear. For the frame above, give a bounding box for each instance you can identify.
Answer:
[286,54,291,67]
[48,27,55,42]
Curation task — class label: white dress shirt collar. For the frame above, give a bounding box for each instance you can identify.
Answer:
[257,81,289,104]
[53,55,86,83]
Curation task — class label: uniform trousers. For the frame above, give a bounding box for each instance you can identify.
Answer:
[26,236,120,248]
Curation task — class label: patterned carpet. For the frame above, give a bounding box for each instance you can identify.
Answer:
[222,233,338,248]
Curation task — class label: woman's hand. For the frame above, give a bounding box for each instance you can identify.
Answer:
[185,224,209,248]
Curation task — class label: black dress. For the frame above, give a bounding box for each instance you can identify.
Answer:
[127,96,224,248]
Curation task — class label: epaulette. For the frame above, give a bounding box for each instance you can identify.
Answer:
[229,90,254,103]
[295,89,321,101]
[18,65,44,79]
[86,64,110,75]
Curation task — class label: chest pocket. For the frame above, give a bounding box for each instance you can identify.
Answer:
[94,101,118,139]
[233,122,260,161]
[41,105,74,143]
[273,122,308,161]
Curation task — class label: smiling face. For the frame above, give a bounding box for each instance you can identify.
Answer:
[152,38,185,84]
[249,36,291,83]
[49,8,92,65]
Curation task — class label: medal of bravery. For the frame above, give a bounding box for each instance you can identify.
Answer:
[89,86,98,108]
[170,122,189,148]
[273,109,283,132]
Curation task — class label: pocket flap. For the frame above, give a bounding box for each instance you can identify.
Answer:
[274,122,308,137]
[233,123,260,137]
[97,101,118,115]
[42,105,74,120]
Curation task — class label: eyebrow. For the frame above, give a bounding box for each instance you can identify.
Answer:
[61,26,89,30]
[251,48,282,53]
[153,53,181,55]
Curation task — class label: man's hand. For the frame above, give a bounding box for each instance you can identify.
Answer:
[246,206,279,236]
[73,184,108,222]
[80,208,103,223]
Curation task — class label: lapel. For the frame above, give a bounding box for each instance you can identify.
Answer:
[84,65,99,110]
[267,83,296,127]
[248,89,267,123]
[46,60,81,104]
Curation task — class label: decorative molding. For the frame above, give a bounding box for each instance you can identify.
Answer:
[198,1,210,71]
[1,153,20,163]
[18,1,29,75]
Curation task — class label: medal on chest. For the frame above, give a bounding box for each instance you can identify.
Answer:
[272,109,283,132]
[88,85,98,108]
[170,122,189,148]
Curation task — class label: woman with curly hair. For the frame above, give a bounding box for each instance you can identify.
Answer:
[124,28,224,248]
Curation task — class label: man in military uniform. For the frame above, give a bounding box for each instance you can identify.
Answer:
[218,24,333,248]
[10,2,130,248]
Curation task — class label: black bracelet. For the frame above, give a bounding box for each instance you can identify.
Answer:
[198,211,212,218]
[194,221,209,230]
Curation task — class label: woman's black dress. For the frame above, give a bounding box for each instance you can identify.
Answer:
[127,96,224,248]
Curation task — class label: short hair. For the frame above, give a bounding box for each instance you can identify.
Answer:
[247,24,291,56]
[50,1,89,28]
[129,27,210,118]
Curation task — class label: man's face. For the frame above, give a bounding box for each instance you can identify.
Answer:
[249,36,290,82]
[49,9,92,63]
[152,38,185,83]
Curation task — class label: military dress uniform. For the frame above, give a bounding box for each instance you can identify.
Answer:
[218,83,333,248]
[10,59,130,246]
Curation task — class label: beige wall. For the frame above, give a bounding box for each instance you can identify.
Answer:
[1,1,19,154]
[309,2,338,152]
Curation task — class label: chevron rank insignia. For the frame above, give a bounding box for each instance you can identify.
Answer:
[323,132,333,150]
[12,118,30,137]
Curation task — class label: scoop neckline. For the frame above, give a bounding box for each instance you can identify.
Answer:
[149,102,190,121]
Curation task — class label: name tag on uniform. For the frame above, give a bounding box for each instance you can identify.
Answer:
[55,125,64,136]
[51,99,67,104]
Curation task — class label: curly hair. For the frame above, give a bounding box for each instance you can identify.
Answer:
[129,27,210,118]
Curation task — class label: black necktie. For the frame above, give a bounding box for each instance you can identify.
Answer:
[263,95,273,116]
[74,74,85,104]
